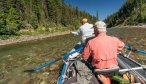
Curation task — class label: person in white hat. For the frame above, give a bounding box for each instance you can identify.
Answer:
[94,21,107,33]
[82,21,125,84]
[71,18,95,45]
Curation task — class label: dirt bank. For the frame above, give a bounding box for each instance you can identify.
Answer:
[0,32,70,46]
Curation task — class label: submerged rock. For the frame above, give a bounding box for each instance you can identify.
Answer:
[49,64,59,71]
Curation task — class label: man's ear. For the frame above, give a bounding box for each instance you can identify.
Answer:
[94,29,99,36]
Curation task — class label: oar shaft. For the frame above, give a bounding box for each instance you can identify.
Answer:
[34,58,62,71]
[124,46,146,54]
[136,50,146,54]
[34,47,83,71]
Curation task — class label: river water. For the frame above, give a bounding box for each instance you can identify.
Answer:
[0,28,146,84]
[0,34,80,84]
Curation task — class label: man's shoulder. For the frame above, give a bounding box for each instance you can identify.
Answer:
[88,37,96,43]
[108,35,118,39]
[85,23,93,27]
[80,25,84,28]
[108,35,121,41]
[80,23,92,27]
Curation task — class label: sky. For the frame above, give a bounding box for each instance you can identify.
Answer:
[65,0,126,20]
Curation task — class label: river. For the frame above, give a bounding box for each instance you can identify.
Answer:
[0,28,146,84]
[0,34,80,84]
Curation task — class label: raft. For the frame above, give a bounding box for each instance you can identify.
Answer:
[57,43,146,84]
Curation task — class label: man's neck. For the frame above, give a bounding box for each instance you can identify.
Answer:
[82,22,88,25]
[96,32,106,36]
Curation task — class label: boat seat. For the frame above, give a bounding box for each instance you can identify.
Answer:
[94,67,119,77]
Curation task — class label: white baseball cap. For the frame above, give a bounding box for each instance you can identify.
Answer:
[94,21,107,32]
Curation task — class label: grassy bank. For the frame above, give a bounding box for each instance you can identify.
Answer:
[0,31,70,46]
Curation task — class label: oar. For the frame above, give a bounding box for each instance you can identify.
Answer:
[24,46,83,73]
[124,45,146,54]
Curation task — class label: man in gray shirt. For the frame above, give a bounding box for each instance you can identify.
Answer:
[71,18,95,45]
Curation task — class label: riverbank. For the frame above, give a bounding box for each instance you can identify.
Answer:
[112,25,146,28]
[0,31,70,46]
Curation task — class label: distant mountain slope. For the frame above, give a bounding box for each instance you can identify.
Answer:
[104,0,146,27]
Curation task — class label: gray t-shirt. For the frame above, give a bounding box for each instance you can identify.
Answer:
[72,23,95,43]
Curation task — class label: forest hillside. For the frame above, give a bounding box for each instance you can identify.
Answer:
[0,0,97,36]
[104,0,146,27]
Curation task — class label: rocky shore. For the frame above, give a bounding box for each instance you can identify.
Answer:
[0,32,70,46]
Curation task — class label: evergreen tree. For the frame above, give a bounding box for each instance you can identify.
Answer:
[105,0,146,27]
[0,0,96,35]
[96,11,99,21]
[6,7,22,30]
